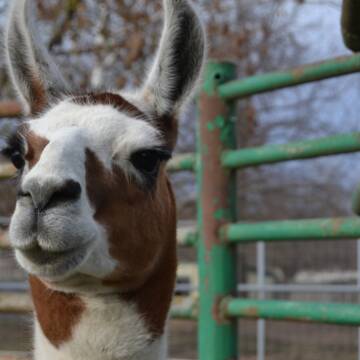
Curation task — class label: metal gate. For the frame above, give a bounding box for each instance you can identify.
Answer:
[169,53,360,360]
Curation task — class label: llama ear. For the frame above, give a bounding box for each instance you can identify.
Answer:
[142,0,206,116]
[5,0,70,116]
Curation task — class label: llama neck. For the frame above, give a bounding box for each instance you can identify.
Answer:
[30,238,177,360]
[33,299,168,360]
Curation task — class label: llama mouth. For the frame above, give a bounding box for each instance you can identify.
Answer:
[21,246,81,265]
[16,244,90,279]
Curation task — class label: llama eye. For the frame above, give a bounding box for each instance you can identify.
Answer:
[2,131,25,170]
[131,150,161,175]
[130,148,172,177]
[11,152,25,169]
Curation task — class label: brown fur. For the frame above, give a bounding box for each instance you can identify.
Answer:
[22,130,49,169]
[155,114,178,150]
[29,276,85,348]
[85,149,177,336]
[72,93,145,119]
[29,76,48,116]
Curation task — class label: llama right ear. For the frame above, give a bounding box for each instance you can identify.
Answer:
[5,0,70,116]
[141,0,206,117]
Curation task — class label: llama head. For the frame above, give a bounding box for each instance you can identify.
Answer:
[3,0,205,292]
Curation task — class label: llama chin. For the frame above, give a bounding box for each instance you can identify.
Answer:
[4,0,206,359]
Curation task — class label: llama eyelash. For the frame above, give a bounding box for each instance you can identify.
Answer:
[129,147,172,189]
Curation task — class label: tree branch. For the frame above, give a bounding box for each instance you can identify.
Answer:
[48,0,83,51]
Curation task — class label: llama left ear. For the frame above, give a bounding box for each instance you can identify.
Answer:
[5,0,70,116]
[142,0,206,117]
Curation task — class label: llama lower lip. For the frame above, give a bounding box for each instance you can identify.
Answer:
[15,243,92,281]
[21,246,81,266]
[17,243,90,279]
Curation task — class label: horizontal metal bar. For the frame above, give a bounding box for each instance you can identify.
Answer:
[224,298,360,326]
[0,282,29,292]
[166,153,196,173]
[222,133,360,169]
[238,284,360,294]
[0,292,32,313]
[170,304,198,320]
[219,54,360,100]
[177,226,197,246]
[221,217,360,243]
[0,163,16,180]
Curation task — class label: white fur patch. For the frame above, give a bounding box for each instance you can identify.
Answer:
[33,296,166,360]
[29,100,162,173]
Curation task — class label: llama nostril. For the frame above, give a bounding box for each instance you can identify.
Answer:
[18,179,82,211]
[45,180,82,210]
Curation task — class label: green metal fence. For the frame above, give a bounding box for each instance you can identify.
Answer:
[169,52,360,360]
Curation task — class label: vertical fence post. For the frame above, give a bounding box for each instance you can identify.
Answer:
[197,61,238,360]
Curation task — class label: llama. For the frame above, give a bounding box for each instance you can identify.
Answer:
[3,1,205,359]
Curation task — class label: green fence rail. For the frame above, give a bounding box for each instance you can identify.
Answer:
[170,132,360,173]
[219,53,360,100]
[171,302,198,320]
[224,299,360,326]
[167,153,196,172]
[221,217,360,243]
[171,298,360,327]
[222,132,360,169]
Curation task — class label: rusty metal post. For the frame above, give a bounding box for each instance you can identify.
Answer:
[197,61,238,360]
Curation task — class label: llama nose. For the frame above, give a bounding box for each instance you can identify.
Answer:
[19,179,82,211]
